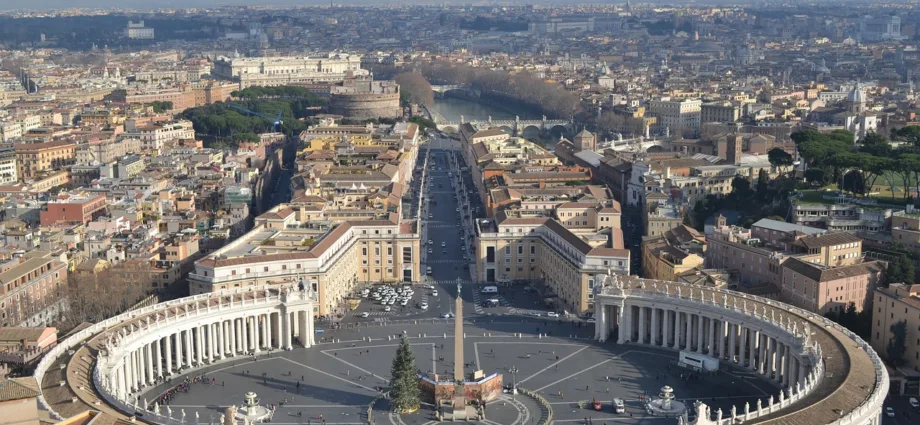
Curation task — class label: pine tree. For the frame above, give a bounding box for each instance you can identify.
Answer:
[389,335,421,413]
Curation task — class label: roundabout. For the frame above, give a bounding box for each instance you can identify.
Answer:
[34,276,887,425]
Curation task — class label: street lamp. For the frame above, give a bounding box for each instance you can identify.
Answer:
[509,366,519,395]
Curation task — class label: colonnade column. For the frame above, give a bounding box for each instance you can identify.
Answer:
[273,312,282,349]
[782,343,791,386]
[251,316,259,352]
[637,307,646,344]
[262,314,270,349]
[685,314,693,351]
[728,322,736,361]
[750,330,759,371]
[696,314,704,353]
[662,310,670,347]
[195,326,204,366]
[650,308,659,345]
[185,328,193,366]
[145,343,154,384]
[282,311,293,349]
[154,339,163,377]
[672,311,681,349]
[738,327,747,366]
[707,318,716,356]
[230,319,238,355]
[164,333,173,373]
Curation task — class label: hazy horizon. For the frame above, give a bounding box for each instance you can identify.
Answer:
[2,0,783,13]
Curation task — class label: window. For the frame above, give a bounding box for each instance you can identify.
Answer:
[505,246,511,255]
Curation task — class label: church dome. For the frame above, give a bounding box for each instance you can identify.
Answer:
[848,86,866,103]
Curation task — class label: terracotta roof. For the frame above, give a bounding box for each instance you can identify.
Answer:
[543,219,593,254]
[782,258,885,283]
[0,377,39,402]
[794,232,862,250]
[0,327,47,343]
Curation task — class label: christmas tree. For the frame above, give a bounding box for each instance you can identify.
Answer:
[389,335,421,413]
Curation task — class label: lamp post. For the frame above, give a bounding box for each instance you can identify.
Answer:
[509,366,519,395]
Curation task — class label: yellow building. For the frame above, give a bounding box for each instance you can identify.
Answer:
[641,225,706,282]
[871,283,920,373]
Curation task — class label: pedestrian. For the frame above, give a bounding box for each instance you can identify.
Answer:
[585,385,589,391]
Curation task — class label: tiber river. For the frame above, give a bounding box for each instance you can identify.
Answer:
[427,97,537,123]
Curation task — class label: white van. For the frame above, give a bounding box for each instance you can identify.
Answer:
[910,397,919,409]
[426,266,432,275]
[481,286,498,294]
[613,398,625,414]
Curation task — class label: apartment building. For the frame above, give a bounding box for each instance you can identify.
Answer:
[39,194,107,226]
[871,283,920,373]
[122,119,195,151]
[648,97,702,131]
[0,122,21,142]
[890,211,920,255]
[792,199,891,232]
[189,207,421,316]
[13,140,76,182]
[76,138,142,164]
[0,144,17,185]
[641,225,706,282]
[475,201,629,315]
[780,257,884,314]
[700,101,742,124]
[707,218,823,287]
[0,255,68,327]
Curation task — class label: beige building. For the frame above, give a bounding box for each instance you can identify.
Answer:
[648,97,702,131]
[190,209,420,316]
[641,225,706,282]
[475,201,628,315]
[891,211,920,255]
[700,101,742,124]
[871,283,920,373]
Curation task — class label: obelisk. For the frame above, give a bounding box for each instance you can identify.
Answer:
[453,278,464,382]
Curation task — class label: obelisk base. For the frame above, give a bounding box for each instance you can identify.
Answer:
[450,394,468,421]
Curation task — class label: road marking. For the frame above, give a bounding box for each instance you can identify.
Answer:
[518,346,588,384]
[533,358,615,392]
[278,357,377,393]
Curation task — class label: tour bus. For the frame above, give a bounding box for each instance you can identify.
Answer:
[679,350,720,372]
[613,398,626,414]
[481,286,499,294]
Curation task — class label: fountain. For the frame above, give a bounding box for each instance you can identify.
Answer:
[234,392,272,423]
[646,385,688,417]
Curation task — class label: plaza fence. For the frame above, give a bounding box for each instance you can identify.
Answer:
[516,387,552,425]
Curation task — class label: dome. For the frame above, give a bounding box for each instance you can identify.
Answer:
[848,86,866,103]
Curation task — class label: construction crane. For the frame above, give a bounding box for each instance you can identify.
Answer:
[227,104,284,133]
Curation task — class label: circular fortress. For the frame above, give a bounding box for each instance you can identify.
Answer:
[327,79,401,120]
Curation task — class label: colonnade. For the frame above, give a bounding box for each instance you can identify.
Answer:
[611,304,808,387]
[107,308,313,399]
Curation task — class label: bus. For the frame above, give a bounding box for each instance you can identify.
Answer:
[679,350,719,372]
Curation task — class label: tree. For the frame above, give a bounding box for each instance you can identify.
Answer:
[894,126,920,149]
[885,254,915,285]
[886,320,908,367]
[55,266,154,333]
[859,132,891,157]
[767,148,793,177]
[149,101,173,113]
[394,72,434,107]
[731,176,752,198]
[389,335,421,413]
